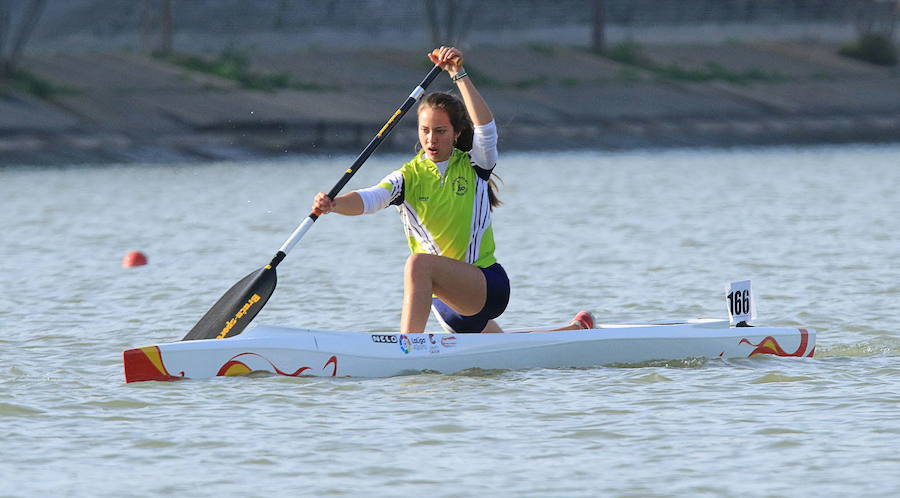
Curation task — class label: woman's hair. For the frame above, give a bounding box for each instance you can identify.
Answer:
[418,92,501,208]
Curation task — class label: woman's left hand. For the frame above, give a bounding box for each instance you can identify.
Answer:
[428,46,464,75]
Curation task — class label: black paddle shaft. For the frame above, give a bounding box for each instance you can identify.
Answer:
[183,65,444,341]
[324,65,442,206]
[266,64,444,271]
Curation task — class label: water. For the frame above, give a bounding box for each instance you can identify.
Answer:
[2,145,899,497]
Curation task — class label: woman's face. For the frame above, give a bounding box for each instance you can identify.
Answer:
[418,107,457,163]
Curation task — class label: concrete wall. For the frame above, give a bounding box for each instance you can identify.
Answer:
[21,0,872,53]
[2,1,897,165]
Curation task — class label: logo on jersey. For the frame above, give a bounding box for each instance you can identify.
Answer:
[452,177,468,196]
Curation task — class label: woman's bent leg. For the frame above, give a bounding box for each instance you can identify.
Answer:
[401,253,488,333]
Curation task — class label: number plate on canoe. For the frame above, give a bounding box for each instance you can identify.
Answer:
[727,280,757,324]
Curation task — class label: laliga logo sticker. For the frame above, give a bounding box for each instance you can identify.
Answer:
[399,335,411,354]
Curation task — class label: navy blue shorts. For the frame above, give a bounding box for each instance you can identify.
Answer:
[432,263,510,333]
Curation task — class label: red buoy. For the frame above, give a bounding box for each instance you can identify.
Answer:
[122,251,148,268]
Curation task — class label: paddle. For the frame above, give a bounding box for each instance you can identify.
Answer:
[182,64,444,341]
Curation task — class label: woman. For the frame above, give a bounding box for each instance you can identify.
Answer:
[312,46,594,333]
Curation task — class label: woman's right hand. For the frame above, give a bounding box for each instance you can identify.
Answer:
[429,46,463,75]
[312,192,333,215]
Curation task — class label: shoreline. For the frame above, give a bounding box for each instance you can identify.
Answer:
[2,41,898,166]
[4,119,899,168]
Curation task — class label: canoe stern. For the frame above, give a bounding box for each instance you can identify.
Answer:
[123,346,183,383]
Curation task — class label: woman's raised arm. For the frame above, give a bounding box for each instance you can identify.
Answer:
[428,47,493,126]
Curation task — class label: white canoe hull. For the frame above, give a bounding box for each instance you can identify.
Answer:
[123,319,815,383]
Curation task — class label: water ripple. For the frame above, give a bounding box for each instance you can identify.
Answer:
[3,146,900,497]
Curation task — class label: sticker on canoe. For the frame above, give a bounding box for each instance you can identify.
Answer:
[411,335,429,353]
[399,335,411,354]
[396,334,457,355]
[740,328,814,358]
[216,352,338,377]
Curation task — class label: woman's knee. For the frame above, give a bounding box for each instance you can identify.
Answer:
[404,253,438,279]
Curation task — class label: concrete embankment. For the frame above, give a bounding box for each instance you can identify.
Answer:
[1,41,899,166]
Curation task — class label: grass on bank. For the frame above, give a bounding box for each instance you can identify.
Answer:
[420,51,566,90]
[158,49,325,91]
[439,42,787,89]
[0,70,76,99]
[604,41,786,84]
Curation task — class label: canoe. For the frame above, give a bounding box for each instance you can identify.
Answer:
[122,319,815,383]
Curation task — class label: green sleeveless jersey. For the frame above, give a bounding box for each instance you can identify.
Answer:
[377,148,496,268]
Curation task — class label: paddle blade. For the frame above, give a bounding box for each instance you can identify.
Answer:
[181,267,277,341]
